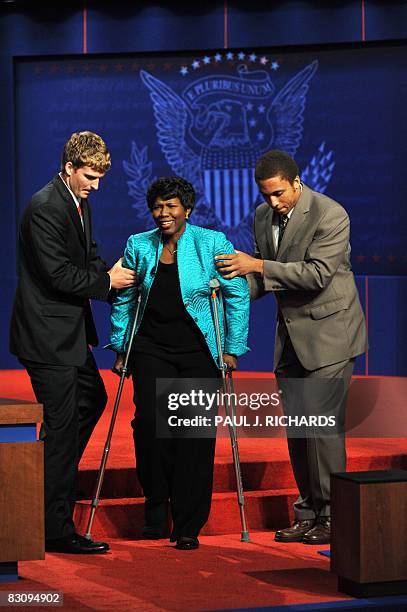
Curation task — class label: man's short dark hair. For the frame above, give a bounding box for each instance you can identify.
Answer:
[146,176,196,212]
[255,150,299,184]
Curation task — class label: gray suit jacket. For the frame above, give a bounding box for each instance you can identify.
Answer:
[248,185,367,371]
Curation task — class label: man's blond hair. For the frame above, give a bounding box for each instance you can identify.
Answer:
[61,131,111,173]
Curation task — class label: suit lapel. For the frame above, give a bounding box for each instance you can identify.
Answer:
[67,204,86,247]
[256,205,276,260]
[264,207,276,259]
[276,186,311,261]
[53,175,86,248]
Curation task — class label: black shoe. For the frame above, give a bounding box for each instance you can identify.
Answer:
[303,516,330,545]
[175,536,199,550]
[45,533,109,554]
[274,519,315,542]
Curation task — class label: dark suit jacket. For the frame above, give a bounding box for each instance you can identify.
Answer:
[10,175,110,366]
[248,184,367,371]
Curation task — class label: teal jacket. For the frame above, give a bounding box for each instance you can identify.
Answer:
[110,223,250,365]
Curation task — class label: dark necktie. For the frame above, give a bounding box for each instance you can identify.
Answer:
[277,214,289,250]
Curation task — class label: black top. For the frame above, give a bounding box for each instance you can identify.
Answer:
[134,261,206,354]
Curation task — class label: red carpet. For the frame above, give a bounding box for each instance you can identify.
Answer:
[1,370,407,611]
[5,534,351,611]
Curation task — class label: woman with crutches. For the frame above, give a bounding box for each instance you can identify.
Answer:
[109,177,250,550]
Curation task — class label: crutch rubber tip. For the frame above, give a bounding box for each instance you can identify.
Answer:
[241,532,251,542]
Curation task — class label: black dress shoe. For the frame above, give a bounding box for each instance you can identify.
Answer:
[175,536,199,550]
[303,516,330,545]
[45,533,109,554]
[274,519,315,542]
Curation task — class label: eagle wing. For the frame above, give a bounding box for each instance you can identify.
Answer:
[140,70,203,190]
[266,60,318,157]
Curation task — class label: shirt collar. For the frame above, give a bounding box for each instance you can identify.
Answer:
[272,205,295,225]
[59,172,81,208]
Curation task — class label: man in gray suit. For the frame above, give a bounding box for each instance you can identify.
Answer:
[216,150,367,544]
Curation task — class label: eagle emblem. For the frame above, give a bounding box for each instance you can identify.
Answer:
[124,60,335,251]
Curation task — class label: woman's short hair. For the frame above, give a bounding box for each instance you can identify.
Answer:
[147,177,196,212]
[61,131,111,173]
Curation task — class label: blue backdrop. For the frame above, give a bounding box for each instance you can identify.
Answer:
[15,42,407,274]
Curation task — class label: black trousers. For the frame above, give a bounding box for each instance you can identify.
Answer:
[131,348,219,539]
[20,349,107,540]
[275,335,355,520]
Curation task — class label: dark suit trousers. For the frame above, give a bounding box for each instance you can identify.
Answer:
[131,349,219,539]
[275,335,355,520]
[20,349,107,540]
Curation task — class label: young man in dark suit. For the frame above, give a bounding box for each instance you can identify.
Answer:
[216,150,367,545]
[10,131,136,553]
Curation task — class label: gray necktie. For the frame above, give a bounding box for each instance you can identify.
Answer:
[277,214,289,249]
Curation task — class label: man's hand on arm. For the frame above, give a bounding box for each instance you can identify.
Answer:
[215,251,264,279]
[108,257,136,289]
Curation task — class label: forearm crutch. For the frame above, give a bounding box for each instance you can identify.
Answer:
[209,279,250,542]
[84,286,142,540]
